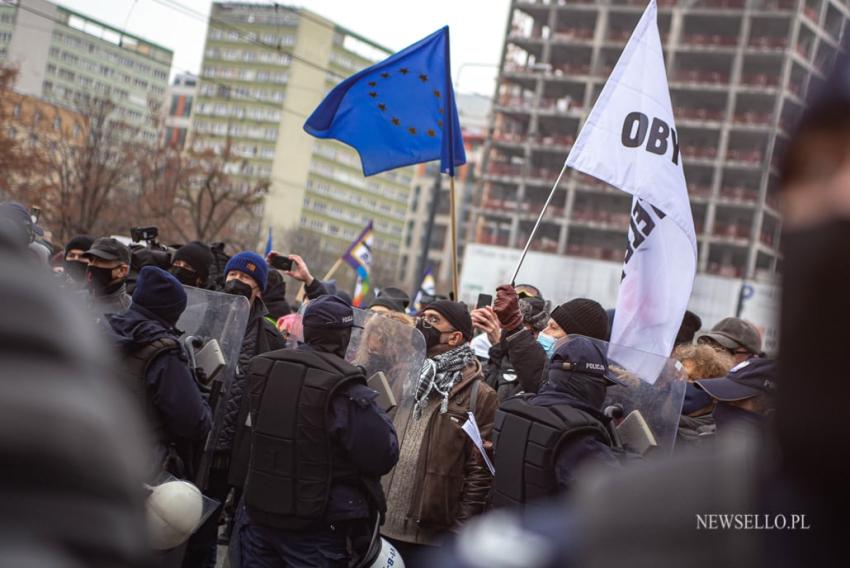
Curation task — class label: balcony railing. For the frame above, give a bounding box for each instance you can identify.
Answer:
[740,73,781,87]
[733,111,773,125]
[553,28,595,42]
[748,36,788,50]
[672,70,730,84]
[725,149,763,164]
[552,63,592,76]
[488,162,523,177]
[719,185,760,202]
[496,95,536,109]
[678,108,725,121]
[682,34,738,47]
[572,209,630,226]
[713,223,751,239]
[690,185,713,198]
[707,263,744,278]
[534,134,575,147]
[493,132,528,144]
[477,232,510,247]
[518,237,559,254]
[682,145,719,160]
[700,0,746,8]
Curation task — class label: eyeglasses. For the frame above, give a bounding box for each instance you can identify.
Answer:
[418,315,457,334]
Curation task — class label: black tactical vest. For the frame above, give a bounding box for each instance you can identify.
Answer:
[491,395,615,508]
[121,337,180,446]
[240,349,367,530]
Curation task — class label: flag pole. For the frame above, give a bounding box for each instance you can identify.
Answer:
[509,161,570,286]
[449,174,459,300]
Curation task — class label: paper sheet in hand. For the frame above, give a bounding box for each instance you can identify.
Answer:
[462,412,495,476]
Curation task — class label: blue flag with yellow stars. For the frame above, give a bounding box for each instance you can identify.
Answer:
[304,26,466,177]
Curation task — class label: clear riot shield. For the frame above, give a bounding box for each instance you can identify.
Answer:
[553,336,687,458]
[347,308,426,404]
[177,286,250,488]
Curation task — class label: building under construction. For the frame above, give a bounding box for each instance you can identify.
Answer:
[472,0,848,281]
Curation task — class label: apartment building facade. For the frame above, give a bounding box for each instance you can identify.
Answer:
[0,0,173,143]
[473,0,848,281]
[192,2,414,261]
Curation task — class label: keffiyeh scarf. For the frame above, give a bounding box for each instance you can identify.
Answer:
[414,344,476,420]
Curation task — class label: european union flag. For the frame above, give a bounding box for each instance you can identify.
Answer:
[304,26,466,177]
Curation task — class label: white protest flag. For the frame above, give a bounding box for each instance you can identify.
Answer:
[565,0,696,377]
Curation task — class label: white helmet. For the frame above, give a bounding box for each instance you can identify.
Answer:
[368,537,405,568]
[145,480,204,550]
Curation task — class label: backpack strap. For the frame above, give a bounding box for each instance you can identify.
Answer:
[469,378,481,415]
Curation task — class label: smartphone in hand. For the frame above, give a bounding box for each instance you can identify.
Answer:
[269,254,293,271]
[476,293,493,310]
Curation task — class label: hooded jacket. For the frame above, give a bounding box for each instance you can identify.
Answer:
[106,304,211,476]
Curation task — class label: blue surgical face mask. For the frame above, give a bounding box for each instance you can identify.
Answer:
[537,333,557,357]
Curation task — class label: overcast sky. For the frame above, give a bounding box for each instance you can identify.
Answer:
[57,0,510,96]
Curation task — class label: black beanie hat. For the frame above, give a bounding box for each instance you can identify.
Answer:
[65,235,94,255]
[423,299,473,341]
[132,266,188,326]
[550,298,609,340]
[173,241,213,284]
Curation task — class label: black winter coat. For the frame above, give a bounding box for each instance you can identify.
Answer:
[106,304,211,477]
[485,328,548,401]
[216,299,286,452]
[264,272,292,320]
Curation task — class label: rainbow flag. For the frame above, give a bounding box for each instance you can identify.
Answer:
[409,266,436,315]
[342,221,374,307]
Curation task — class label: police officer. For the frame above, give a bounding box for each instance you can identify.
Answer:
[235,294,399,567]
[491,336,623,507]
[105,266,211,479]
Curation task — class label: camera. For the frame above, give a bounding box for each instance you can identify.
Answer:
[131,226,159,244]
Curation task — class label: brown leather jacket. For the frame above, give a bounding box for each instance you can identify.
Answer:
[382,360,499,545]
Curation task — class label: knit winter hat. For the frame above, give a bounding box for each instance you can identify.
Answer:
[132,266,187,325]
[64,235,94,255]
[550,298,609,340]
[422,300,473,341]
[172,241,213,284]
[224,251,268,292]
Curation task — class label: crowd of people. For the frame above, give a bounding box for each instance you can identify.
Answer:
[0,196,796,568]
[2,40,848,568]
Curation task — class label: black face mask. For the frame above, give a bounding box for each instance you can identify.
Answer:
[170,266,197,287]
[778,219,850,485]
[416,319,445,351]
[682,382,714,415]
[64,259,88,282]
[86,265,117,295]
[712,402,764,436]
[224,279,253,301]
